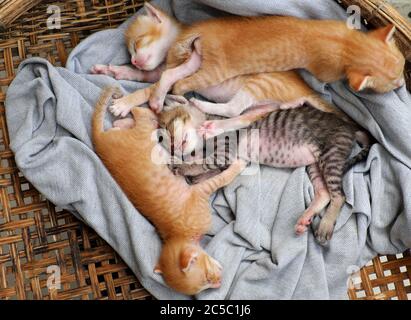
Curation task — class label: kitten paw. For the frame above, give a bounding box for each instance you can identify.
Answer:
[109,97,133,117]
[91,64,111,75]
[314,217,336,245]
[107,65,122,80]
[149,94,165,114]
[109,65,142,81]
[198,120,221,139]
[295,214,313,235]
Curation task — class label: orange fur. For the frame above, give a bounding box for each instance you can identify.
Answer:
[114,9,350,119]
[166,16,404,94]
[111,9,404,119]
[92,86,246,295]
[124,3,181,71]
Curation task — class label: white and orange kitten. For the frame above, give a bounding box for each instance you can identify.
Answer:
[91,3,350,123]
[96,3,405,117]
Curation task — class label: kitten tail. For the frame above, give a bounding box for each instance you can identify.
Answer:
[343,132,371,174]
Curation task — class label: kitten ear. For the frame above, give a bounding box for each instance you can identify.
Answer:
[347,69,371,91]
[144,2,163,24]
[180,247,199,273]
[371,24,396,44]
[153,263,163,274]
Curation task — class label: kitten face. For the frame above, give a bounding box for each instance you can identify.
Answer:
[158,104,205,156]
[125,3,179,71]
[158,241,222,295]
[348,25,405,93]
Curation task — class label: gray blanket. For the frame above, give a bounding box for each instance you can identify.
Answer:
[5,0,411,300]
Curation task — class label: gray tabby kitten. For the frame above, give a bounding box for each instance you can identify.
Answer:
[158,99,370,245]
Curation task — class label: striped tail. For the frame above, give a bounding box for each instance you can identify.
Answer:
[343,142,370,174]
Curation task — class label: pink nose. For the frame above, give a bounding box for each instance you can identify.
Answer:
[132,56,148,68]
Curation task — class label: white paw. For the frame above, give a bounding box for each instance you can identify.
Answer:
[109,98,132,117]
[90,64,109,75]
[107,65,125,80]
[149,94,165,114]
[197,120,224,139]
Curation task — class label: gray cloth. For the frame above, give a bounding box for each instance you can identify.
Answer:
[5,0,411,300]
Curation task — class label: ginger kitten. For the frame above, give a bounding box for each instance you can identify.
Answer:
[92,3,347,121]
[92,86,246,295]
[104,5,404,114]
[151,16,405,109]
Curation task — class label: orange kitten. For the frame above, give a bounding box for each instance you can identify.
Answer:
[163,16,404,98]
[92,86,246,295]
[106,5,404,116]
[102,4,348,120]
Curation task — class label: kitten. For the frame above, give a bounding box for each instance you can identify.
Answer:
[91,3,347,121]
[92,86,246,295]
[158,98,370,244]
[91,3,181,82]
[151,16,405,111]
[107,8,405,114]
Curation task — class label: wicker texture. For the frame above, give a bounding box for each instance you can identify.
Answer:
[347,251,411,300]
[0,0,43,30]
[0,0,410,300]
[0,0,151,300]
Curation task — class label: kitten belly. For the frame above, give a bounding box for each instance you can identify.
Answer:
[197,79,243,103]
[255,139,316,168]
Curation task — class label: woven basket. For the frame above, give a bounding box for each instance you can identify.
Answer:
[0,0,410,300]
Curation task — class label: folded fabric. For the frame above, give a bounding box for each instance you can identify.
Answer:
[5,0,411,299]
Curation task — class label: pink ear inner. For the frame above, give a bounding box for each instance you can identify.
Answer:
[371,24,396,44]
[144,2,162,23]
[180,248,199,273]
[347,69,370,91]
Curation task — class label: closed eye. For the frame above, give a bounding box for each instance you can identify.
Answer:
[182,133,188,146]
[134,37,144,50]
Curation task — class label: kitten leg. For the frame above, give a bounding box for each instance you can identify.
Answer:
[190,90,258,117]
[91,64,164,82]
[196,159,247,196]
[149,41,202,113]
[109,85,154,117]
[198,104,279,139]
[295,164,330,235]
[315,148,350,245]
